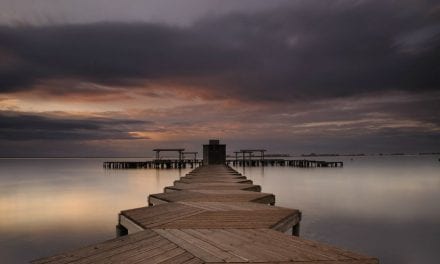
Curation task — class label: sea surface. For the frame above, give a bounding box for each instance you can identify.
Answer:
[0,156,439,263]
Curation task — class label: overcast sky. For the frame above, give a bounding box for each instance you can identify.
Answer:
[0,0,439,157]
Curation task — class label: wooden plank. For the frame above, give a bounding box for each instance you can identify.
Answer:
[270,210,301,232]
[167,182,261,192]
[193,228,290,262]
[153,229,224,263]
[182,177,247,182]
[152,229,378,264]
[121,202,300,231]
[250,193,276,205]
[239,229,377,262]
[228,229,335,262]
[176,178,253,184]
[119,214,144,233]
[179,201,279,211]
[185,173,243,177]
[89,239,177,263]
[181,257,205,264]
[121,203,206,230]
[156,210,295,230]
[180,229,249,262]
[133,247,186,263]
[155,252,199,264]
[148,190,275,205]
[32,230,161,264]
[121,203,202,222]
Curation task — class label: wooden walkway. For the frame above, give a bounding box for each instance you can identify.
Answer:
[119,202,300,233]
[32,164,378,264]
[164,183,261,192]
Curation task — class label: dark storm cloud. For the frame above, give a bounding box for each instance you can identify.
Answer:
[0,0,439,101]
[0,23,239,92]
[192,0,440,100]
[0,111,152,140]
[0,0,290,26]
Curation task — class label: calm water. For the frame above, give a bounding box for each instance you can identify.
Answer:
[0,156,439,263]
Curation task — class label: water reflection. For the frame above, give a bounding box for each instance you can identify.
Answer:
[0,158,190,263]
[0,156,439,263]
[234,155,440,264]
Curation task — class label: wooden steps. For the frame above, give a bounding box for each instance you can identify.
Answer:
[148,190,275,206]
[119,201,300,233]
[164,183,261,192]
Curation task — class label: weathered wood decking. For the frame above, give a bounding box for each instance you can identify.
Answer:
[32,164,378,264]
[32,229,377,264]
[164,183,261,192]
[119,202,300,233]
[148,190,275,206]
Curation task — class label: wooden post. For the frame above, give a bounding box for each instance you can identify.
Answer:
[292,223,300,236]
[116,224,128,237]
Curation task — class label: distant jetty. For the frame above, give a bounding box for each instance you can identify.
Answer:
[104,142,343,169]
[104,158,343,169]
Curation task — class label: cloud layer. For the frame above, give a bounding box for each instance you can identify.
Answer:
[0,0,439,156]
[0,0,439,101]
[0,111,152,140]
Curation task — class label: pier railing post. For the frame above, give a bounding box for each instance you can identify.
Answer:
[116,223,128,237]
[292,223,300,236]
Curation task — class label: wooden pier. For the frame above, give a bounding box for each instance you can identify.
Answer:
[103,159,203,169]
[103,159,342,169]
[227,159,343,168]
[33,164,378,264]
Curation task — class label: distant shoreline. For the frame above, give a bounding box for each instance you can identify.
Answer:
[1,153,439,159]
[0,157,153,159]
